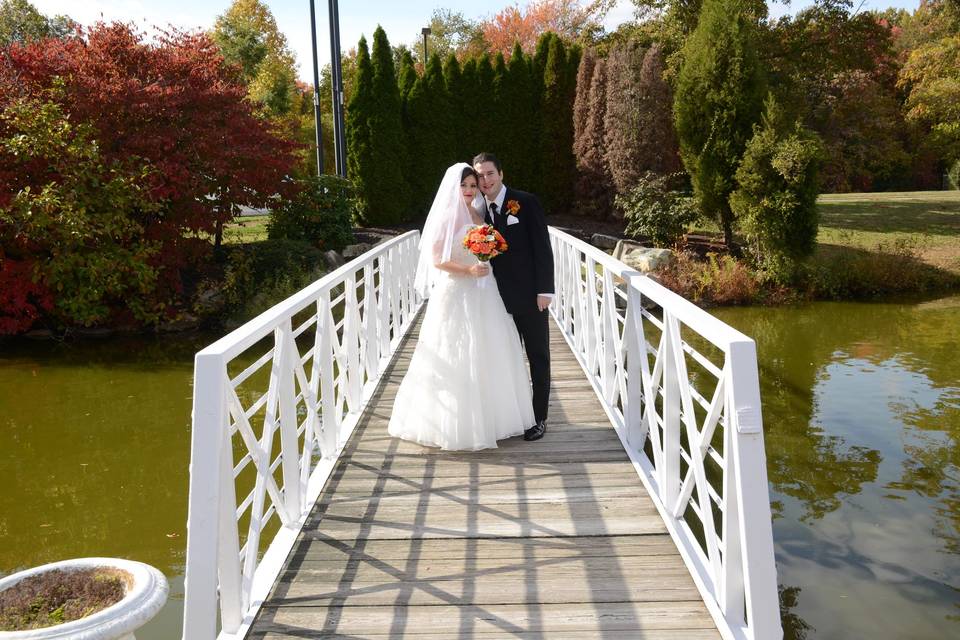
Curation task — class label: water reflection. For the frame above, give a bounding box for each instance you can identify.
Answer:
[715,295,960,640]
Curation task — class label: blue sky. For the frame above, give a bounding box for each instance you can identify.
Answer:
[31,0,922,80]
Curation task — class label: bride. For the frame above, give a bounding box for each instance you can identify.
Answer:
[387,163,535,450]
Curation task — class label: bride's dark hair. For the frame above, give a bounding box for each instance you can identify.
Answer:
[460,166,479,183]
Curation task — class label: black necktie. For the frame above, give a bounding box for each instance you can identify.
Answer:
[490,202,498,219]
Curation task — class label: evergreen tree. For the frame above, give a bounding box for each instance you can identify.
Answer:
[730,95,823,282]
[573,48,597,161]
[405,53,455,215]
[347,28,410,224]
[490,52,512,167]
[443,53,470,161]
[605,41,681,208]
[528,32,557,196]
[398,49,418,183]
[674,0,766,246]
[539,36,576,214]
[425,53,456,167]
[460,57,481,157]
[398,49,417,100]
[504,43,537,189]
[576,58,614,218]
[346,36,375,221]
[471,55,496,158]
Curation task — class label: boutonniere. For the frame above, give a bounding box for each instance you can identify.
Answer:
[506,199,521,216]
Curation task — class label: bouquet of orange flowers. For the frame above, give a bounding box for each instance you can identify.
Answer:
[462,224,508,262]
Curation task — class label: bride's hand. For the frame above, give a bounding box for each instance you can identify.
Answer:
[468,263,490,278]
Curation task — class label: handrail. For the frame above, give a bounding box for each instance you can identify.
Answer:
[182,231,423,640]
[549,227,782,640]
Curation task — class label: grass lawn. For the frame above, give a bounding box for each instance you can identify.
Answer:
[691,190,960,276]
[816,191,960,275]
[222,214,270,244]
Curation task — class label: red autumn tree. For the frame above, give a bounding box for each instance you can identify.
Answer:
[481,0,612,56]
[0,22,298,254]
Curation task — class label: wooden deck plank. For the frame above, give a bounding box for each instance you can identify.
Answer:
[247,310,720,639]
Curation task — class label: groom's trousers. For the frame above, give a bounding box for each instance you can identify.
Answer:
[512,309,551,424]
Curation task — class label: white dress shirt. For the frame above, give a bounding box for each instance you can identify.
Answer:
[486,185,553,301]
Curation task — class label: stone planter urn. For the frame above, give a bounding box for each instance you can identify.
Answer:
[0,558,168,640]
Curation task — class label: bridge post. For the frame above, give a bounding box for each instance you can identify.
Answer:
[317,295,339,456]
[623,272,648,450]
[727,338,782,640]
[278,321,303,521]
[183,354,227,640]
[362,262,380,380]
[661,312,682,508]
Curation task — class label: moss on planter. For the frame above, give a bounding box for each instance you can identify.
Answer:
[0,568,127,631]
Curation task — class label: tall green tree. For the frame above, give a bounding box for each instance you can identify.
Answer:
[398,49,418,100]
[212,0,297,117]
[504,43,537,189]
[730,96,823,281]
[539,36,576,215]
[0,0,71,46]
[365,26,410,222]
[527,32,560,197]
[443,53,470,160]
[470,54,496,159]
[489,52,513,172]
[460,57,482,157]
[346,37,374,212]
[674,0,766,246]
[405,53,456,215]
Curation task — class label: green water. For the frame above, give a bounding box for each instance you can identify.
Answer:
[1,296,958,638]
[0,332,217,638]
[714,296,960,639]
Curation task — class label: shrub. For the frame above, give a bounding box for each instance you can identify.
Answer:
[222,238,327,321]
[656,251,760,305]
[731,96,824,284]
[267,175,355,251]
[0,256,52,335]
[0,95,162,329]
[806,238,957,299]
[618,172,698,247]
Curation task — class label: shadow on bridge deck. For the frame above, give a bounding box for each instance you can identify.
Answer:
[247,311,721,639]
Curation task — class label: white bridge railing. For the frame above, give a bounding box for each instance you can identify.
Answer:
[182,226,780,640]
[549,228,781,640]
[182,231,422,640]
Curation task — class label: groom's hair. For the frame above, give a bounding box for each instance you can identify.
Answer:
[472,152,501,172]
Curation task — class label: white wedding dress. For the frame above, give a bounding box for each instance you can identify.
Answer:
[387,223,535,450]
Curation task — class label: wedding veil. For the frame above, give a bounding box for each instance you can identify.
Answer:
[414,162,476,298]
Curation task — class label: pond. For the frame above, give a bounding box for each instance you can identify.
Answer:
[714,295,960,639]
[1,295,957,638]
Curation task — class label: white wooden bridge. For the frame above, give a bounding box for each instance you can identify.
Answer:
[182,228,781,640]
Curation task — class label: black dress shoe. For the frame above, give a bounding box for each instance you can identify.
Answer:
[523,421,546,441]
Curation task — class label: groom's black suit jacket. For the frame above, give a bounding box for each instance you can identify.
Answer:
[484,187,554,316]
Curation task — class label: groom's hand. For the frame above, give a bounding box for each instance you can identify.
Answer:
[537,295,551,312]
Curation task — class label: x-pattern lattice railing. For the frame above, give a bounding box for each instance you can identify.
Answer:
[549,228,781,640]
[182,231,422,640]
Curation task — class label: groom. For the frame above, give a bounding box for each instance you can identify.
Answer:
[473,152,554,441]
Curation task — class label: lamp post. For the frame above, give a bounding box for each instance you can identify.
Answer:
[328,0,346,177]
[421,26,431,66]
[308,0,324,175]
